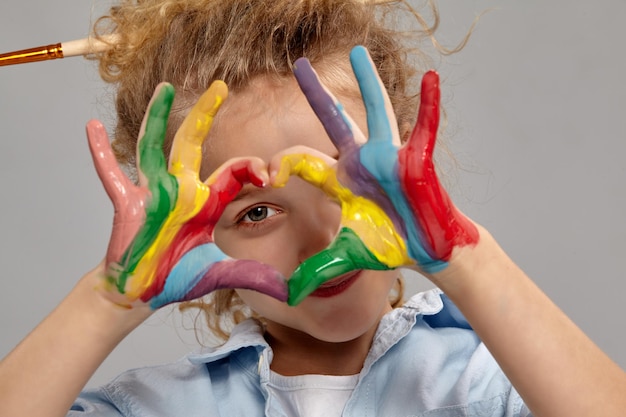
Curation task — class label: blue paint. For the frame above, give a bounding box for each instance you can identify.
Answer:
[349,46,447,273]
[150,242,227,309]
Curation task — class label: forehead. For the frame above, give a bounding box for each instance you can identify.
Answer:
[200,74,365,177]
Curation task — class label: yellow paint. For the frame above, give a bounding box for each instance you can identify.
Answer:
[127,82,227,298]
[275,154,412,268]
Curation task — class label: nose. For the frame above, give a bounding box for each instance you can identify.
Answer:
[294,194,342,266]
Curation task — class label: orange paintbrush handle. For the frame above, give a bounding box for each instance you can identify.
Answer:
[0,35,116,67]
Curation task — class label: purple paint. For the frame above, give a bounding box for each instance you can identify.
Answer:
[293,57,407,240]
[184,259,288,302]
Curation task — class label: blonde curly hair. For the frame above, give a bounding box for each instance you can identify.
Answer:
[91,0,456,344]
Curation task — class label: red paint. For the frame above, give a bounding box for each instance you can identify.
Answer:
[140,158,266,301]
[397,71,478,261]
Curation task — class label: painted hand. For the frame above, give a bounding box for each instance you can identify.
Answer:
[86,81,288,309]
[275,46,478,305]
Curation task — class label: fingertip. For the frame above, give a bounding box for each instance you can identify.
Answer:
[424,69,439,79]
[86,119,108,138]
[349,45,374,75]
[209,79,228,93]
[267,152,282,182]
[154,81,174,94]
[86,119,104,130]
[293,57,318,94]
[293,57,312,74]
[148,83,175,118]
[248,157,269,187]
[349,45,368,61]
[416,71,441,122]
[206,80,229,109]
[421,70,440,92]
[269,155,292,188]
[286,275,309,306]
[86,120,110,151]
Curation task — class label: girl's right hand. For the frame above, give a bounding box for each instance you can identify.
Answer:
[86,81,288,310]
[273,46,479,305]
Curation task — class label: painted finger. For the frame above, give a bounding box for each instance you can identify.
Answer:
[349,45,399,144]
[398,71,478,262]
[404,70,440,161]
[207,157,268,209]
[86,120,147,264]
[138,157,270,301]
[397,70,444,259]
[133,84,178,241]
[348,45,401,189]
[287,227,391,306]
[114,85,178,290]
[149,244,288,308]
[293,57,363,154]
[86,120,134,206]
[136,84,231,271]
[136,83,175,188]
[273,153,343,201]
[169,80,228,175]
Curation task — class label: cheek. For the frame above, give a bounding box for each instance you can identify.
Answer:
[236,288,290,321]
[355,270,398,306]
[215,232,297,277]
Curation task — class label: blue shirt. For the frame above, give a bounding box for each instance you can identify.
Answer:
[69,289,532,416]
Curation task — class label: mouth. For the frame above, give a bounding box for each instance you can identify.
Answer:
[309,270,362,298]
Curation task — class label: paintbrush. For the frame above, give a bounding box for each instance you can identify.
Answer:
[0,35,116,67]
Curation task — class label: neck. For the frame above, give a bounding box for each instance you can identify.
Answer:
[264,319,381,376]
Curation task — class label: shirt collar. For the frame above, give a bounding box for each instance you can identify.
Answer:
[362,288,446,373]
[187,318,269,365]
[186,288,451,368]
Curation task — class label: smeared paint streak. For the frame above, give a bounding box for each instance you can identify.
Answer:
[141,158,270,302]
[274,153,412,269]
[282,47,479,304]
[92,81,288,308]
[397,70,479,260]
[288,227,392,306]
[293,57,405,235]
[127,85,223,299]
[349,47,449,271]
[114,85,178,293]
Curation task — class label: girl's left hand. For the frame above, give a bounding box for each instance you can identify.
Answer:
[273,46,478,305]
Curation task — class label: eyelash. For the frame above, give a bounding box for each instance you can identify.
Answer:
[235,205,281,230]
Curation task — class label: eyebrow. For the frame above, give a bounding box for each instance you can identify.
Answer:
[230,184,268,203]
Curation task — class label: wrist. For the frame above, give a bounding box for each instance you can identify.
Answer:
[75,262,154,336]
[424,224,509,297]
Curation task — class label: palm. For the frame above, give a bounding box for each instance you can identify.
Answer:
[87,82,287,309]
[278,46,477,305]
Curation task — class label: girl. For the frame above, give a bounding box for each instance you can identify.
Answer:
[1,1,624,416]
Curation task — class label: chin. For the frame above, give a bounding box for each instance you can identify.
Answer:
[238,269,397,342]
[294,296,393,343]
[304,322,379,344]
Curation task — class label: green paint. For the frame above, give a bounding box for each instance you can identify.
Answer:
[116,85,179,292]
[288,227,391,306]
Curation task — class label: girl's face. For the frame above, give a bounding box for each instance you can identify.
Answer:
[207,75,399,344]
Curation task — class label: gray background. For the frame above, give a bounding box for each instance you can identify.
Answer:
[1,1,624,388]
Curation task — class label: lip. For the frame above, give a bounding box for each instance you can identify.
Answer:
[309,270,362,298]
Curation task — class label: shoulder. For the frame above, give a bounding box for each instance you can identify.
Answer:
[69,357,215,416]
[69,319,269,417]
[356,289,529,416]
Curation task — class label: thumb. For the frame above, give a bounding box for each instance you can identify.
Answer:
[288,227,391,305]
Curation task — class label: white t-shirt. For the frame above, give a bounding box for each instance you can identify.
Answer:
[268,371,359,417]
